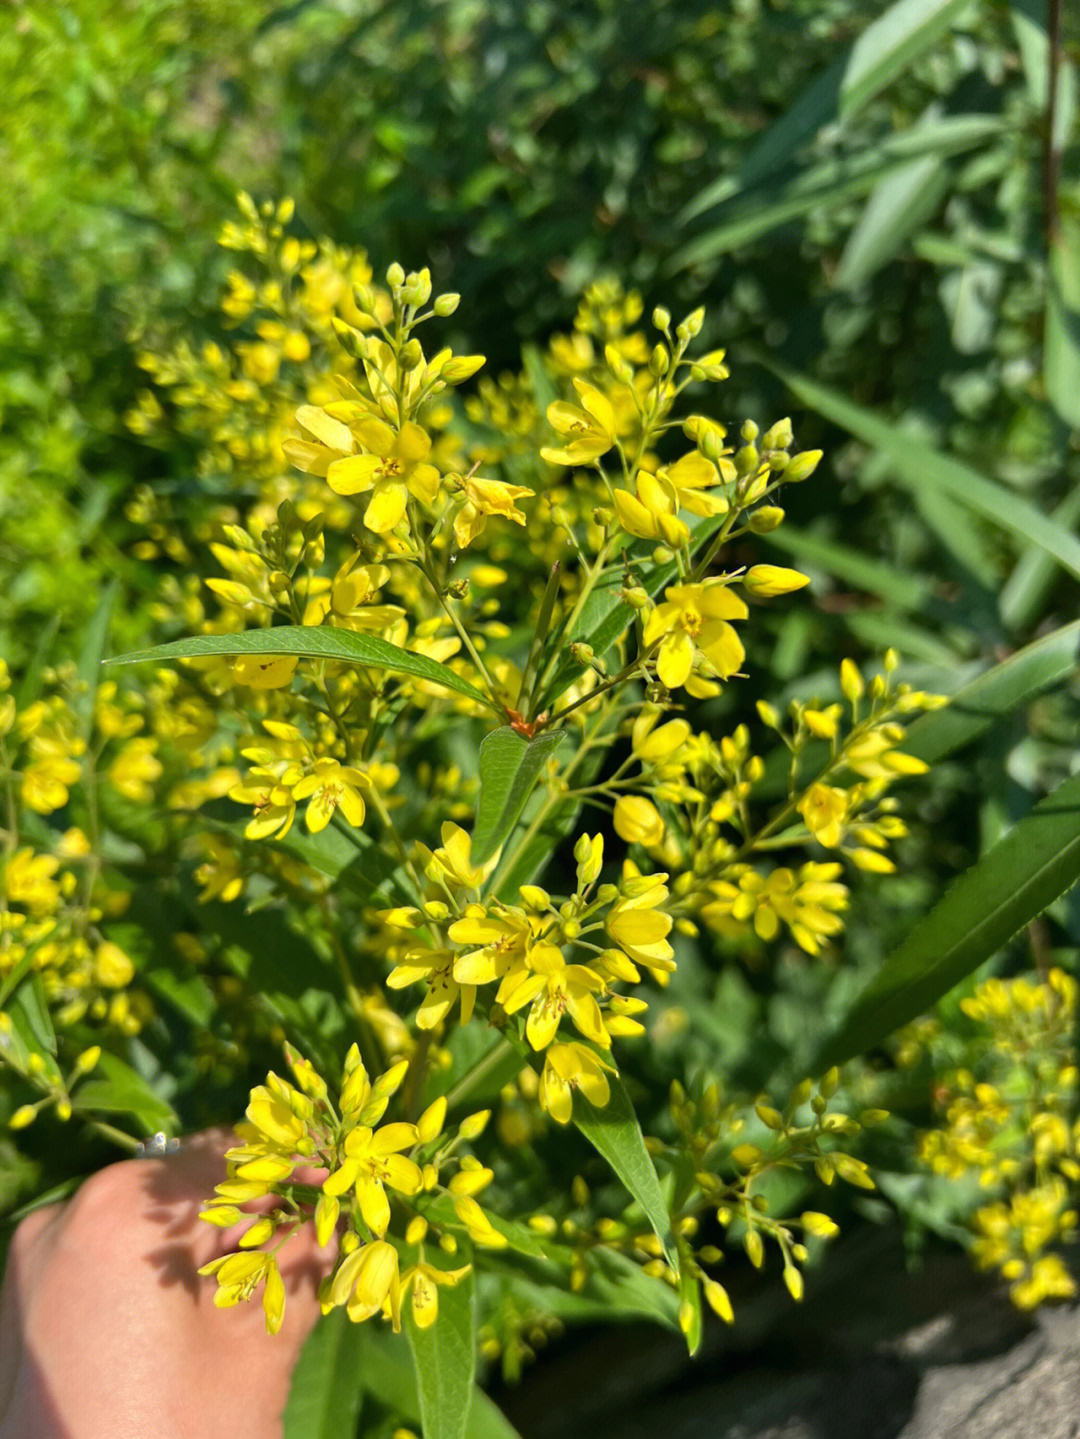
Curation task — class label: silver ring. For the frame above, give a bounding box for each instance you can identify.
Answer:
[135,1131,180,1158]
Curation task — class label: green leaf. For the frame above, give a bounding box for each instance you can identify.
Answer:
[764,363,1080,579]
[1045,216,1080,428]
[762,526,933,611]
[357,1327,520,1439]
[671,118,1001,268]
[73,1051,178,1133]
[5,976,60,1081]
[74,579,118,742]
[107,626,498,711]
[677,1255,703,1357]
[839,0,972,119]
[574,1072,678,1273]
[488,1245,681,1330]
[471,727,567,867]
[904,620,1080,764]
[833,136,950,289]
[283,1308,365,1439]
[0,930,53,1011]
[999,486,1080,633]
[815,769,1080,1069]
[405,1257,477,1439]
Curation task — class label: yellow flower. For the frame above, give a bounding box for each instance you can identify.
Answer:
[230,774,297,841]
[398,1260,472,1329]
[21,755,82,815]
[325,1122,422,1236]
[194,834,244,903]
[452,473,534,548]
[704,862,848,955]
[421,822,491,890]
[606,875,676,978]
[107,737,163,803]
[387,946,476,1029]
[3,849,62,913]
[498,943,609,1051]
[656,451,729,518]
[539,1041,616,1124]
[291,759,370,833]
[798,784,849,848]
[328,1240,403,1326]
[539,380,618,466]
[231,655,299,690]
[612,472,689,547]
[197,1251,286,1334]
[643,580,748,691]
[326,417,441,533]
[613,795,665,847]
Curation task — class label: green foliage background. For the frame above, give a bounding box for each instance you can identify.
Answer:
[2,0,1080,1431]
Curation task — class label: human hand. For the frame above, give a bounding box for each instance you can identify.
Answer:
[0,1128,324,1439]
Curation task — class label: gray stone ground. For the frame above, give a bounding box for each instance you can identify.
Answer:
[495,1225,1080,1439]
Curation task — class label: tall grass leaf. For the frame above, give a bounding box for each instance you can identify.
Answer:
[814,770,1080,1068]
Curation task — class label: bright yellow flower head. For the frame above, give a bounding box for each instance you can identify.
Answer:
[326,417,441,533]
[643,580,748,691]
[539,1041,616,1124]
[540,379,618,467]
[452,473,533,548]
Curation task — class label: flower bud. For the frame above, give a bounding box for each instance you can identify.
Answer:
[734,444,760,477]
[748,506,785,533]
[652,306,671,331]
[433,292,460,316]
[458,1109,491,1140]
[399,338,424,371]
[742,565,810,598]
[784,449,822,483]
[613,795,664,847]
[683,306,705,336]
[604,344,634,383]
[649,344,670,376]
[402,267,432,306]
[441,354,486,383]
[762,418,793,450]
[386,262,405,289]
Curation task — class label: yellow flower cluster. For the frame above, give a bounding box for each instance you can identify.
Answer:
[911,968,1078,1308]
[0,665,159,1049]
[381,826,668,1124]
[199,1044,498,1334]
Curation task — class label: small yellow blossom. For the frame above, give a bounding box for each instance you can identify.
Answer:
[452,473,533,548]
[326,417,441,533]
[539,1042,616,1124]
[613,795,665,847]
[540,380,618,467]
[291,759,370,833]
[643,580,748,691]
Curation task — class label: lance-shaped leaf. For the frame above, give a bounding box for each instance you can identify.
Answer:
[764,363,1080,579]
[904,619,1080,764]
[840,0,972,118]
[71,1051,178,1134]
[356,1326,520,1439]
[471,727,567,867]
[405,1257,477,1439]
[499,1027,677,1272]
[1046,216,1080,429]
[574,1072,678,1273]
[283,1309,365,1439]
[813,770,1080,1070]
[107,627,498,711]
